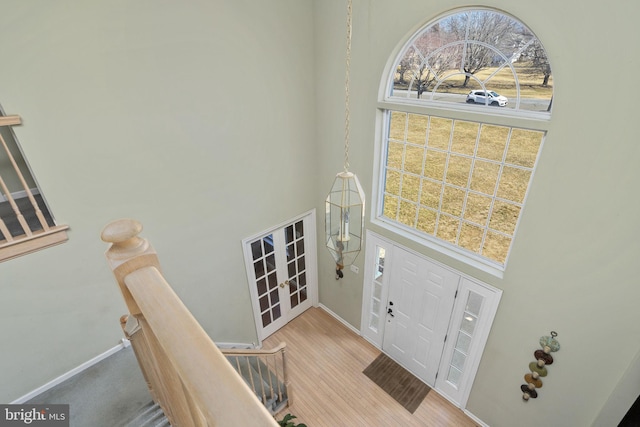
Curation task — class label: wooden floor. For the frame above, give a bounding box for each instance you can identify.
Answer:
[263,307,480,427]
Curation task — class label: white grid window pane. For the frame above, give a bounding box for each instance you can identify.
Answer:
[382,112,544,265]
[447,365,463,386]
[446,290,485,387]
[455,331,472,354]
[367,246,387,334]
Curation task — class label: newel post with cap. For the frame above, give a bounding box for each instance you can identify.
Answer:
[101,218,162,316]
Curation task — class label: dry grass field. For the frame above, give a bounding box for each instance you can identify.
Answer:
[383,110,544,264]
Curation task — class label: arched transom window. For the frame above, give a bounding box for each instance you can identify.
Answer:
[375,8,552,275]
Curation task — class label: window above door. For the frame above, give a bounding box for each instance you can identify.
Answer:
[373,8,553,276]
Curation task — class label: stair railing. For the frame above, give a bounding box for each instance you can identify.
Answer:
[221,343,292,414]
[0,114,68,261]
[102,218,279,427]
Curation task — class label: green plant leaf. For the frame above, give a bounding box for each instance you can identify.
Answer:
[278,413,305,427]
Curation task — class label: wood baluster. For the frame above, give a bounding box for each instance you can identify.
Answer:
[255,355,269,406]
[120,315,176,425]
[0,126,49,233]
[282,346,292,408]
[263,355,276,404]
[137,316,198,427]
[0,215,13,242]
[0,173,31,237]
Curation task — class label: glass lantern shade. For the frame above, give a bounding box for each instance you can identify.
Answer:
[325,171,365,268]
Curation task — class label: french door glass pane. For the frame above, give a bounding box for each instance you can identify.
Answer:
[251,240,262,259]
[285,220,307,309]
[268,272,277,289]
[251,234,282,328]
[253,260,265,278]
[256,278,267,295]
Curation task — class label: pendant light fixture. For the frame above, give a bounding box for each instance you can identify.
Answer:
[325,0,365,280]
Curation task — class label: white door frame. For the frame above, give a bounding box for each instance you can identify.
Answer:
[242,209,318,346]
[361,230,502,409]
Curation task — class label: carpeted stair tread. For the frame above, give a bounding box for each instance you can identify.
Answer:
[123,401,170,427]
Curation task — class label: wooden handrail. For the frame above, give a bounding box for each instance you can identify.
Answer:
[0,115,22,126]
[125,266,278,426]
[103,219,279,426]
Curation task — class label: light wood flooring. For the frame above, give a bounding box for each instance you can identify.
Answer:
[263,307,480,427]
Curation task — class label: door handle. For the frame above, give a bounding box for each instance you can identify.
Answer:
[387,308,394,317]
[279,280,289,288]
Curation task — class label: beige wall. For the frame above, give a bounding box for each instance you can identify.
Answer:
[314,1,640,426]
[0,0,315,403]
[1,1,639,426]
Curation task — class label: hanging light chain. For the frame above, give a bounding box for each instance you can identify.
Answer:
[344,0,352,173]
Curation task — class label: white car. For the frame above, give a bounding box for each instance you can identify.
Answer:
[466,90,508,107]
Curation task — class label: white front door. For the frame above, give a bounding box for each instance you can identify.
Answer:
[361,231,502,407]
[243,211,317,342]
[381,246,459,386]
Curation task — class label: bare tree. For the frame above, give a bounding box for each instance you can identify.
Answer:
[442,11,522,87]
[398,25,460,98]
[394,46,419,88]
[523,40,552,87]
[395,54,412,85]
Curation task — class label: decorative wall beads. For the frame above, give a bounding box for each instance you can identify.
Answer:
[521,331,560,401]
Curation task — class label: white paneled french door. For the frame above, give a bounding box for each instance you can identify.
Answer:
[361,231,501,408]
[243,210,317,342]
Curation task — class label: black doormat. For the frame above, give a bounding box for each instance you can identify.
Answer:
[363,353,431,414]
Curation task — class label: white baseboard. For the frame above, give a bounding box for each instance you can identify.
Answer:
[464,409,489,427]
[11,339,130,404]
[318,303,361,336]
